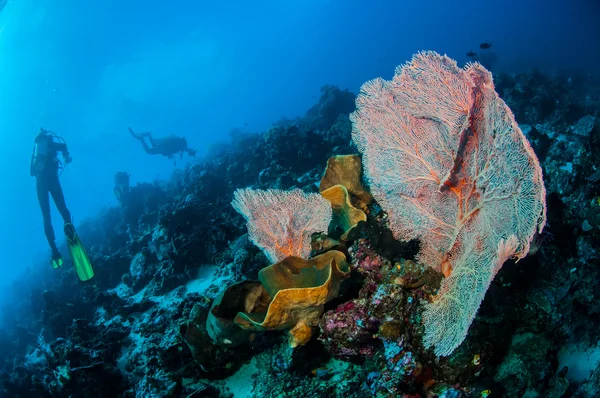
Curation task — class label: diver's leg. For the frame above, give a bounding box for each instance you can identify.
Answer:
[48,175,72,225]
[139,139,154,154]
[140,133,156,148]
[129,128,156,149]
[131,130,156,153]
[36,178,59,255]
[128,127,150,141]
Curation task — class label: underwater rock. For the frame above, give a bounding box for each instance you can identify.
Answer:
[494,332,554,395]
[184,301,256,378]
[571,115,599,138]
[320,240,419,362]
[496,70,600,126]
[113,171,131,205]
[345,218,419,263]
[127,251,149,290]
[304,85,357,132]
[320,298,381,360]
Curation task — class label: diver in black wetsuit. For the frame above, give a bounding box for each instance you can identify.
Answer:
[128,127,197,159]
[30,128,73,268]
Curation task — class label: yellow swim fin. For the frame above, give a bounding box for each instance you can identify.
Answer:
[64,223,94,281]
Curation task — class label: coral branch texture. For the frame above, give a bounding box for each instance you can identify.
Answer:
[350,51,547,356]
[232,188,333,263]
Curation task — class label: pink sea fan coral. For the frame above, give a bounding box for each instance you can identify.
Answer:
[350,51,547,356]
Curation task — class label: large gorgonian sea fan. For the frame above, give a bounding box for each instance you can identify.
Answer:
[232,188,333,263]
[350,51,547,357]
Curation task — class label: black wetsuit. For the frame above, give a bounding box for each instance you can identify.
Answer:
[128,127,196,158]
[31,133,72,257]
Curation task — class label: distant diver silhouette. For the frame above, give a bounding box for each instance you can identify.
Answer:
[128,127,197,159]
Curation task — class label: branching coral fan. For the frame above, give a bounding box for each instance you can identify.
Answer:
[350,51,547,356]
[232,188,333,262]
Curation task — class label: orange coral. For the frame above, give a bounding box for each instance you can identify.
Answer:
[234,250,350,347]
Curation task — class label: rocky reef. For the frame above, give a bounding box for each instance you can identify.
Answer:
[0,70,599,398]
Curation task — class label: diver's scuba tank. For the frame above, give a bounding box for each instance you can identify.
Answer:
[30,130,50,177]
[30,128,68,177]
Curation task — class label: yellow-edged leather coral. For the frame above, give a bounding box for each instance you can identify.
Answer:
[206,280,271,347]
[319,154,373,210]
[234,250,350,347]
[321,184,366,239]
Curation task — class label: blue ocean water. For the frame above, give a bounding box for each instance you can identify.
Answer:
[0,0,599,396]
[0,0,598,288]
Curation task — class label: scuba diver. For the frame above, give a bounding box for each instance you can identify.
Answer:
[30,128,94,281]
[128,127,197,159]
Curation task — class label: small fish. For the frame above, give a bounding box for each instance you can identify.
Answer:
[311,367,336,378]
[481,390,492,397]
[466,51,477,58]
[472,353,481,365]
[479,42,492,49]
